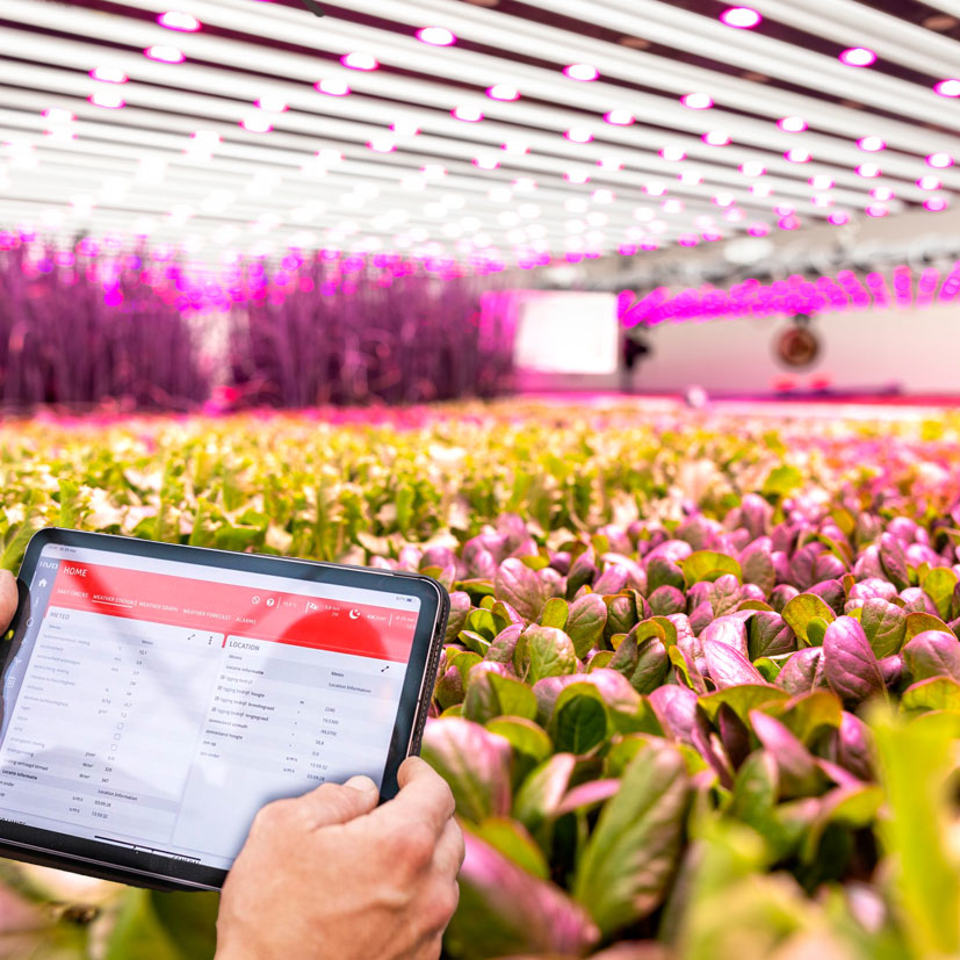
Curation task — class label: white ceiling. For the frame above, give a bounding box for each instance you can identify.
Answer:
[1,0,958,269]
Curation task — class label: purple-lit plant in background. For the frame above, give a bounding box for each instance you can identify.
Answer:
[0,243,210,410]
[226,254,517,406]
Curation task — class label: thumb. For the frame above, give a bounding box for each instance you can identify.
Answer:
[299,775,380,830]
[0,571,18,633]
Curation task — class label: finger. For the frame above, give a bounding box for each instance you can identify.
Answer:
[295,776,380,830]
[0,572,19,633]
[433,818,465,880]
[372,758,455,837]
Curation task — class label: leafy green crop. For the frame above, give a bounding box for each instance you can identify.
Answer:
[1,401,960,959]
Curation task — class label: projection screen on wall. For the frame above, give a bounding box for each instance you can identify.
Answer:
[511,292,620,375]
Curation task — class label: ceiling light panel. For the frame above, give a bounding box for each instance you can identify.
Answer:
[0,0,956,266]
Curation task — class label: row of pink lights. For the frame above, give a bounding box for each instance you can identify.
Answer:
[68,8,958,172]
[621,265,960,327]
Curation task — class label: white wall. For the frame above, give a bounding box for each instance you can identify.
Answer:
[632,304,960,395]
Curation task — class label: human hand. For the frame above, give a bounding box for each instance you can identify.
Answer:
[215,756,464,960]
[0,571,18,632]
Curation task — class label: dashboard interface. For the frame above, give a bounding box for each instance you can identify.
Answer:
[0,543,421,871]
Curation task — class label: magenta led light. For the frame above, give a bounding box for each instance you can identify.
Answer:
[256,95,287,112]
[866,203,889,217]
[856,163,881,177]
[565,128,593,143]
[145,44,185,63]
[158,11,200,31]
[840,47,876,67]
[918,175,942,190]
[315,78,350,96]
[870,186,895,201]
[857,136,885,152]
[681,93,713,109]
[43,107,74,122]
[486,84,520,101]
[925,197,949,211]
[90,88,125,109]
[417,27,455,46]
[739,161,766,176]
[809,175,834,189]
[703,131,731,146]
[660,146,686,161]
[241,115,272,132]
[778,116,807,132]
[604,109,635,125]
[453,105,483,122]
[90,66,127,83]
[341,52,378,70]
[927,152,954,168]
[934,79,960,97]
[785,148,812,163]
[720,7,761,28]
[564,63,599,81]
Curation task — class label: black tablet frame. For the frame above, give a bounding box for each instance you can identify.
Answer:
[0,527,448,891]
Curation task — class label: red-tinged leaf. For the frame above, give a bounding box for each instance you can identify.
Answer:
[902,630,960,684]
[701,639,767,689]
[555,779,621,817]
[444,832,600,960]
[422,717,513,823]
[572,742,690,936]
[822,616,885,705]
[699,615,749,658]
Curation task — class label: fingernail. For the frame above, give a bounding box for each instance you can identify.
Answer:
[344,775,377,793]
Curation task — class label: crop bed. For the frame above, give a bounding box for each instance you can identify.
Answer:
[1,399,959,960]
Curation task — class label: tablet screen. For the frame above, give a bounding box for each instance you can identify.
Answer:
[0,542,422,872]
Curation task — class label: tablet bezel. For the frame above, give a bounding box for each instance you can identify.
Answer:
[0,527,448,891]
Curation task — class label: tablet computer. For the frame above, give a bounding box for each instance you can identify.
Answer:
[0,528,448,891]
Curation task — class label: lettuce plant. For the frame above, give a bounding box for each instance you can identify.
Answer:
[0,403,959,958]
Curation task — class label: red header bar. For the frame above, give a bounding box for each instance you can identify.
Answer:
[49,561,418,663]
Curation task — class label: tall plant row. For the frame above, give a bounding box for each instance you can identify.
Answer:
[0,402,959,959]
[0,246,516,411]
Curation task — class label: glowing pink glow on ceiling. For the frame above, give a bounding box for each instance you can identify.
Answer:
[158,11,200,31]
[720,7,761,28]
[829,211,851,225]
[785,148,812,162]
[777,116,807,132]
[90,88,125,109]
[703,131,731,146]
[417,27,455,46]
[486,84,520,101]
[935,79,960,97]
[241,115,272,132]
[927,152,954,168]
[809,175,833,189]
[840,47,876,67]
[256,95,287,112]
[453,105,483,122]
[90,66,127,82]
[144,45,185,63]
[315,78,350,96]
[660,146,686,161]
[565,128,593,143]
[857,136,885,152]
[604,109,635,125]
[341,52,378,70]
[681,93,713,109]
[856,163,881,177]
[917,175,942,189]
[925,197,949,211]
[564,63,599,81]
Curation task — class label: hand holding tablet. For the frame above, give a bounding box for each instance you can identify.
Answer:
[0,529,449,890]
[216,757,464,960]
